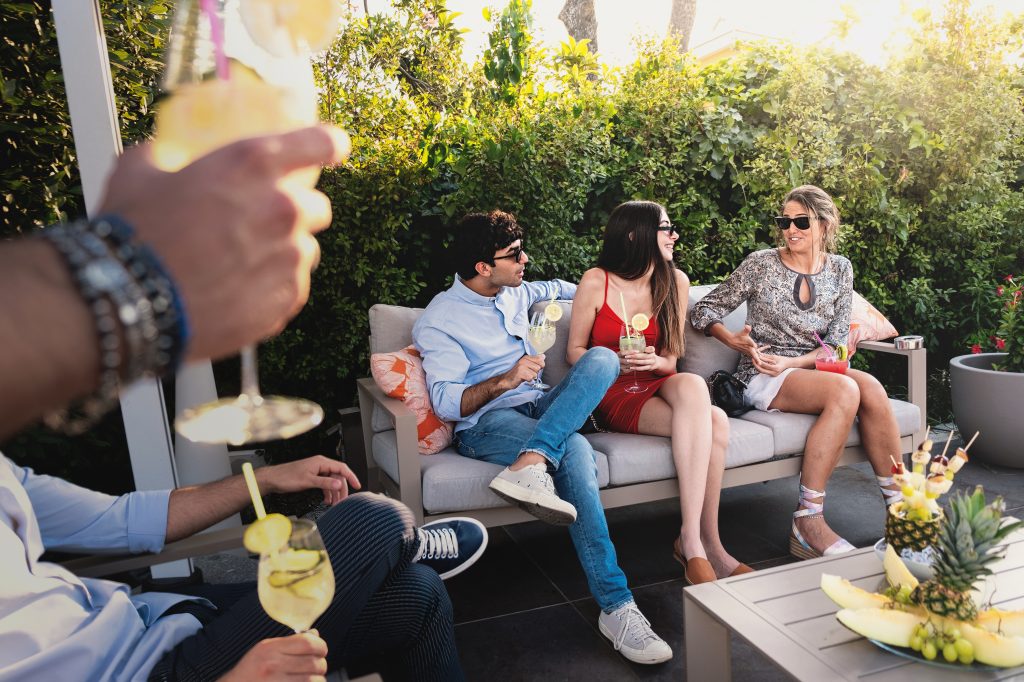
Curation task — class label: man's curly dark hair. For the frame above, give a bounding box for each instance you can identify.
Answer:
[454,210,523,281]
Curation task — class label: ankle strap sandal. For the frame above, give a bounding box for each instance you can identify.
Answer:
[789,483,855,560]
[875,475,904,507]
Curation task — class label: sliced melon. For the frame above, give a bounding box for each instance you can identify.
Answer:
[836,607,921,648]
[821,574,892,610]
[883,544,919,590]
[960,621,1024,667]
[976,608,1024,638]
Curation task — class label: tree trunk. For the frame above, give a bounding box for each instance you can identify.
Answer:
[558,0,598,54]
[668,0,697,51]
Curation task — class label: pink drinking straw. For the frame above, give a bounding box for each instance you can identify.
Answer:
[812,331,835,361]
[200,0,230,80]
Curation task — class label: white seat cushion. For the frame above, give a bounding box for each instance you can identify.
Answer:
[371,431,610,514]
[738,398,920,456]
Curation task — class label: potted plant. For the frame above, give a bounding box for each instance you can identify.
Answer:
[950,274,1024,467]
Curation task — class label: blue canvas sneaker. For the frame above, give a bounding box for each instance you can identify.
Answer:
[413,517,488,580]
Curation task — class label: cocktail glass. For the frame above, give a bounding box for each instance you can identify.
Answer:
[257,518,335,633]
[526,311,555,390]
[164,0,339,444]
[619,324,648,394]
[815,347,849,374]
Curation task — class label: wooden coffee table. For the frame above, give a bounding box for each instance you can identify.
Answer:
[683,526,1024,681]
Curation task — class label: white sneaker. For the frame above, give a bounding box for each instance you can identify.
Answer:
[598,601,673,664]
[488,463,577,525]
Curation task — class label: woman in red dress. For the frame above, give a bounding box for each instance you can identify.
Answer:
[567,201,750,585]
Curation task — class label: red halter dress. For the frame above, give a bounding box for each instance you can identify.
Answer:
[589,271,673,433]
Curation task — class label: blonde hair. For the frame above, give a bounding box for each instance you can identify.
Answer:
[776,185,840,254]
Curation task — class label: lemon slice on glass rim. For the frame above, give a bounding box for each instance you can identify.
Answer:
[631,313,650,333]
[836,344,849,361]
[243,512,292,554]
[268,548,323,574]
[238,0,343,56]
[543,302,563,322]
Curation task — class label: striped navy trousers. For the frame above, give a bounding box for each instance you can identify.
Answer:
[148,493,464,681]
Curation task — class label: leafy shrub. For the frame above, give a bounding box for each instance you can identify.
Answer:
[5,0,1024,481]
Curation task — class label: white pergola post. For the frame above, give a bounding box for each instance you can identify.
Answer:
[51,0,237,577]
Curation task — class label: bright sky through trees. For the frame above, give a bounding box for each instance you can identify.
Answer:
[364,0,1024,66]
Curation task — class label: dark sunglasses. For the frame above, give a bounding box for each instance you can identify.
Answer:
[492,244,524,263]
[774,216,813,230]
[657,222,679,236]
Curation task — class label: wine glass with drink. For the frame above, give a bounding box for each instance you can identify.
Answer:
[619,324,648,394]
[526,311,556,390]
[257,518,335,633]
[158,0,347,445]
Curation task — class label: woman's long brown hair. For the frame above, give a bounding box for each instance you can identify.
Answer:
[596,201,684,357]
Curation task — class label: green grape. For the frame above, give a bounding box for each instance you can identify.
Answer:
[943,643,958,663]
[959,650,975,665]
[922,641,938,660]
[910,635,923,651]
[954,638,974,658]
[947,627,961,640]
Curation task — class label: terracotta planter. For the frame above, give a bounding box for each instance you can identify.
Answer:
[949,353,1024,468]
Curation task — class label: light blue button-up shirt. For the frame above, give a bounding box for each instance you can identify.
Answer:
[0,453,210,681]
[413,275,576,432]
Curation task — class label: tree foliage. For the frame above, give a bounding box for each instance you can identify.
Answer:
[3,0,1024,479]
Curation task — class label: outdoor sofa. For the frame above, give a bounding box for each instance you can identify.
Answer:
[357,285,927,526]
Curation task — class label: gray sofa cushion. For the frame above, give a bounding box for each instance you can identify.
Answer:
[738,398,921,456]
[369,304,424,353]
[584,417,777,486]
[370,431,611,514]
[679,284,745,379]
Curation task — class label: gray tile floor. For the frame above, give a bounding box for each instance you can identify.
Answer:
[198,438,1024,681]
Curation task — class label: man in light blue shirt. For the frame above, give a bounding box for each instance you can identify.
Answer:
[0,451,484,680]
[413,210,673,665]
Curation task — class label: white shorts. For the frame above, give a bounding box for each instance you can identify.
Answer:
[744,367,797,412]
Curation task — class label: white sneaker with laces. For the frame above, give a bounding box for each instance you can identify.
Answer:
[487,462,577,525]
[598,601,673,664]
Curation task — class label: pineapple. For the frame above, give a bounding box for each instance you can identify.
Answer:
[885,502,942,552]
[912,486,1024,622]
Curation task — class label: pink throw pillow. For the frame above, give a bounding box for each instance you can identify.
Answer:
[370,345,453,455]
[850,291,898,351]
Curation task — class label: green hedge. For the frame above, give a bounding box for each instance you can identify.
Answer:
[3,0,1023,476]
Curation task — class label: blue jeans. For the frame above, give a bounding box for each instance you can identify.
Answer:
[455,347,631,612]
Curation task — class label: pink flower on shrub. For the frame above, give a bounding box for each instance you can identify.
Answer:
[997,285,1005,296]
[971,343,983,354]
[995,337,1006,350]
[1006,274,1016,283]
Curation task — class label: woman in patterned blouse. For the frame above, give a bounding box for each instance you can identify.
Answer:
[690,185,903,560]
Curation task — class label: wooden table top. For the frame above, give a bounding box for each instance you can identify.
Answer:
[685,526,1024,681]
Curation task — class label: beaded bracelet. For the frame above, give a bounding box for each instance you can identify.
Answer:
[74,228,159,383]
[39,215,192,434]
[89,214,190,370]
[40,224,132,434]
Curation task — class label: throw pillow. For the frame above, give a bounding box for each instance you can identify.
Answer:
[369,345,453,455]
[850,291,898,350]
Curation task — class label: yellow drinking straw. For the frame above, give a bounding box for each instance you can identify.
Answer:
[242,461,267,519]
[619,292,632,339]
